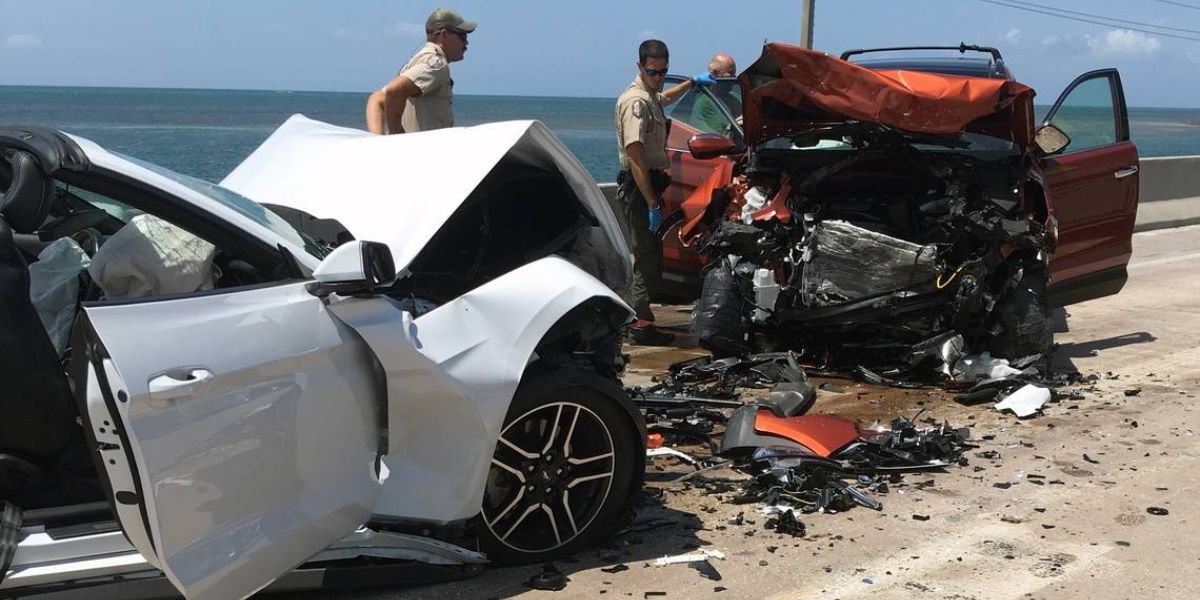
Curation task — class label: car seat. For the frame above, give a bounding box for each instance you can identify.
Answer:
[0,150,81,499]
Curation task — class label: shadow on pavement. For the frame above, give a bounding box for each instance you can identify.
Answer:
[1056,331,1157,358]
[287,499,707,599]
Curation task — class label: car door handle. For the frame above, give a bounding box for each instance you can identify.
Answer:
[1114,165,1139,179]
[148,368,214,398]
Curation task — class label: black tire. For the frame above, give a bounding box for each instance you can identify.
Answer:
[478,364,644,564]
[990,266,1052,360]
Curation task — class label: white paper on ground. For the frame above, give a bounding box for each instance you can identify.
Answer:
[994,384,1051,418]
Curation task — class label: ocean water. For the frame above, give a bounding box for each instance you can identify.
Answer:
[1,85,1197,184]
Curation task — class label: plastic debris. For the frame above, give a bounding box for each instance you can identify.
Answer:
[994,384,1051,418]
[765,508,807,536]
[654,549,726,566]
[1146,507,1169,516]
[954,352,1029,381]
[525,563,569,591]
[646,447,700,465]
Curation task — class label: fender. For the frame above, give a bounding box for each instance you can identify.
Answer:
[327,256,634,523]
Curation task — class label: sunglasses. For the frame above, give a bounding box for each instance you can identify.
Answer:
[446,29,468,42]
[642,66,669,77]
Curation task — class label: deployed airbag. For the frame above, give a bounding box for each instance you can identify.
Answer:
[28,237,90,354]
[88,214,216,299]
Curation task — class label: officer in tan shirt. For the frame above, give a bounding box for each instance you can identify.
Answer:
[365,8,475,134]
[615,39,716,345]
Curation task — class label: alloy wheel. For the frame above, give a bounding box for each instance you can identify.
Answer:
[483,401,616,554]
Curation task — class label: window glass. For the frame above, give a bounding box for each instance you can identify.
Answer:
[120,153,329,259]
[1049,76,1117,152]
[664,81,741,148]
[61,183,144,223]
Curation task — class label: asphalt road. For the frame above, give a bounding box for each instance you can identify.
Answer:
[302,224,1200,600]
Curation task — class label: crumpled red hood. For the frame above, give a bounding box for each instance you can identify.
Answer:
[740,44,1035,148]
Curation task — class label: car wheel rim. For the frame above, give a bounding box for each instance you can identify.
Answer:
[483,401,616,554]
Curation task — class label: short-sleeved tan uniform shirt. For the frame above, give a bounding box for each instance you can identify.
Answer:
[396,42,454,133]
[615,76,669,171]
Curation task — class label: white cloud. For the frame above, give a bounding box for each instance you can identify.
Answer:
[392,20,424,37]
[1041,33,1090,54]
[1001,28,1021,45]
[1087,29,1161,58]
[4,33,42,48]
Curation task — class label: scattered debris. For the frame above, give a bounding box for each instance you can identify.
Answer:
[646,447,700,465]
[994,384,1051,418]
[600,564,629,574]
[723,412,971,514]
[765,509,807,537]
[1146,507,1170,516]
[525,563,569,592]
[654,549,727,566]
[912,514,931,521]
[1082,454,1100,465]
[1124,388,1142,397]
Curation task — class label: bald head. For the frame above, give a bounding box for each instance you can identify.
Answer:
[708,54,736,77]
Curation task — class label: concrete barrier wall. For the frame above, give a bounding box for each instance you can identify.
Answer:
[600,155,1200,233]
[1140,155,1200,203]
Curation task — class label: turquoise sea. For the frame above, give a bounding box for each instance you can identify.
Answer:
[2,86,1198,184]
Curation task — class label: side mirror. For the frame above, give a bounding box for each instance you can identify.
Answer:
[308,240,396,298]
[1034,124,1071,156]
[688,133,737,160]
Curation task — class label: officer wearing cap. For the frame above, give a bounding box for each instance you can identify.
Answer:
[615,39,716,346]
[365,8,476,134]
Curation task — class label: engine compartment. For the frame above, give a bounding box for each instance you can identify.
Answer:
[693,126,1052,371]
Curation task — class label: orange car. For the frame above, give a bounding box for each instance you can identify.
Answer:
[659,43,1138,367]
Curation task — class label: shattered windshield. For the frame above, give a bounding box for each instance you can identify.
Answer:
[120,153,330,259]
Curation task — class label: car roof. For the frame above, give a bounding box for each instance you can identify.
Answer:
[853,56,1011,80]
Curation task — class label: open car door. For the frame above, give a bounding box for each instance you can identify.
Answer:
[73,281,385,600]
[1039,69,1139,306]
[660,74,743,297]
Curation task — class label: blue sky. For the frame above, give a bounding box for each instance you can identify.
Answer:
[2,0,1197,107]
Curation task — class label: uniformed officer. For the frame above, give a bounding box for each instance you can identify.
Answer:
[615,39,716,345]
[365,8,475,134]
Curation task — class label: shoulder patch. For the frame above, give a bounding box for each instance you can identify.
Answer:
[423,54,446,70]
[632,101,644,119]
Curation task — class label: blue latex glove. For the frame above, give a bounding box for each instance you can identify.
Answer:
[648,206,665,232]
[691,72,718,87]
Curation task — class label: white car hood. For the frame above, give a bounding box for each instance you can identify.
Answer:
[222,115,630,292]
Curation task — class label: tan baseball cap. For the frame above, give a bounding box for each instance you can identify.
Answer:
[425,8,477,34]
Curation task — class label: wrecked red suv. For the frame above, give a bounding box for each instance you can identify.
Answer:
[667,44,1138,368]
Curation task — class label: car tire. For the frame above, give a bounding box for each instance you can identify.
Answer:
[478,364,644,564]
[990,265,1052,360]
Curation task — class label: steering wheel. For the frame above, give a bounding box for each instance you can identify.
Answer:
[70,227,103,258]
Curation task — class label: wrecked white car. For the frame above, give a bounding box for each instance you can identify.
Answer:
[0,116,643,599]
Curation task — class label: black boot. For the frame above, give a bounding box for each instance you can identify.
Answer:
[629,325,675,346]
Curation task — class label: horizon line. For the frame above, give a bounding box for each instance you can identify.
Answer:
[2,83,1199,111]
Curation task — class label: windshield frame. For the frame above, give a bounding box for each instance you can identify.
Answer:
[117,152,330,260]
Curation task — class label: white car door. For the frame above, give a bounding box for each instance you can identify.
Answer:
[74,280,385,600]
